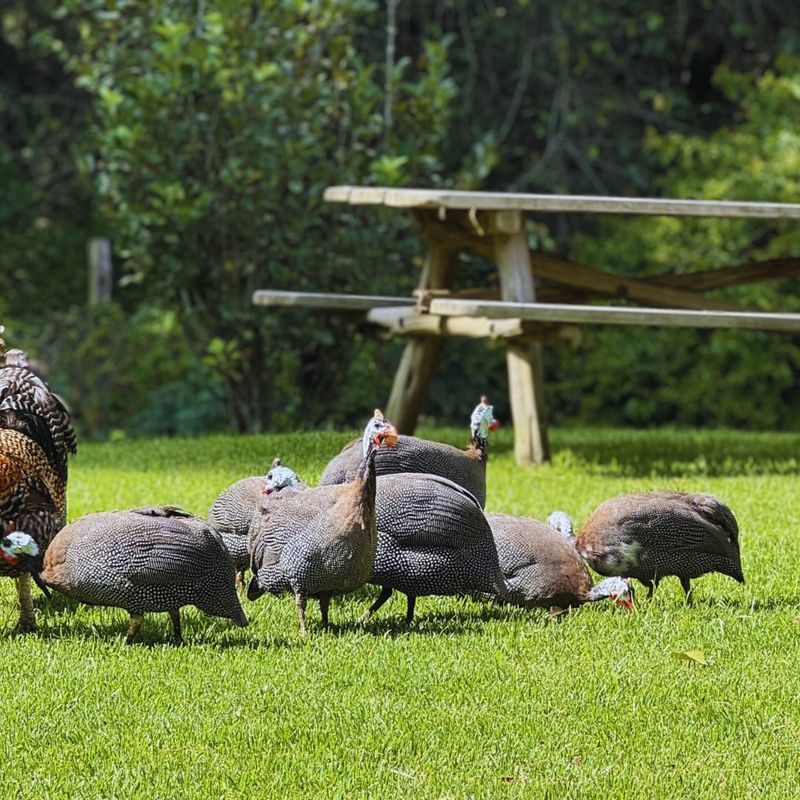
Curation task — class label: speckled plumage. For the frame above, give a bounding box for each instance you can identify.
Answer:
[0,358,76,630]
[318,401,495,507]
[577,491,744,601]
[41,507,247,643]
[248,416,396,633]
[488,514,631,609]
[208,465,307,572]
[361,474,507,623]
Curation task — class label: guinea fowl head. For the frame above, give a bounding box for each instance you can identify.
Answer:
[547,510,575,543]
[261,458,302,495]
[470,396,499,445]
[361,410,399,459]
[588,576,635,609]
[0,531,39,567]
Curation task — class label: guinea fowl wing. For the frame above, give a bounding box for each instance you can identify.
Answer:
[125,520,224,586]
[376,474,487,549]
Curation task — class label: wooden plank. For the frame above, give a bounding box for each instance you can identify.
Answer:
[650,258,800,292]
[252,290,414,311]
[367,306,526,338]
[493,212,550,465]
[429,298,800,333]
[385,244,458,433]
[324,186,800,219]
[529,252,743,311]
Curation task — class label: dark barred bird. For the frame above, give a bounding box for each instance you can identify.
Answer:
[248,412,398,635]
[576,491,745,603]
[0,348,77,631]
[360,474,508,624]
[34,506,247,644]
[488,513,633,611]
[318,398,498,507]
[208,457,307,577]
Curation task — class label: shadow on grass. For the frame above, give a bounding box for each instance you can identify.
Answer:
[547,428,800,478]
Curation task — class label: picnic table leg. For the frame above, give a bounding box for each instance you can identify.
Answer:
[385,243,457,433]
[493,213,550,465]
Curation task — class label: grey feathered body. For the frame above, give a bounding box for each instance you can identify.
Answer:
[209,477,307,569]
[249,475,377,600]
[41,509,247,625]
[372,474,505,597]
[488,514,594,608]
[319,435,487,507]
[577,491,744,586]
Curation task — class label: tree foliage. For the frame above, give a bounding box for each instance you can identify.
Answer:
[3,1,800,435]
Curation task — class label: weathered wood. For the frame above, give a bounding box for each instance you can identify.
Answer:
[88,237,112,305]
[367,306,527,338]
[429,298,800,333]
[252,289,414,311]
[325,186,800,219]
[385,244,458,433]
[651,258,800,292]
[528,252,744,311]
[493,212,550,465]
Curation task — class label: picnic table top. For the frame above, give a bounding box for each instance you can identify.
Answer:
[324,186,800,220]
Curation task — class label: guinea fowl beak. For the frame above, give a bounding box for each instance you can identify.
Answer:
[374,425,399,448]
[616,596,634,611]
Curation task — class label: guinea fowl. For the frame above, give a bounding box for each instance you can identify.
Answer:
[247,412,398,635]
[208,458,307,577]
[318,397,498,507]
[31,506,247,644]
[576,491,745,603]
[0,347,77,632]
[487,513,633,611]
[359,474,508,625]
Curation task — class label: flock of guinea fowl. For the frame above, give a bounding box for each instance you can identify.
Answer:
[0,347,744,642]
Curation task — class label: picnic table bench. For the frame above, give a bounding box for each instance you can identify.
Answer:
[254,187,800,466]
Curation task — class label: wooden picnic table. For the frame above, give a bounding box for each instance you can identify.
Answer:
[254,187,800,466]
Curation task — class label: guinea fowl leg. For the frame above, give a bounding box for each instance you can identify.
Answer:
[405,595,417,625]
[295,594,308,636]
[319,594,332,629]
[14,574,36,633]
[358,586,393,624]
[680,577,693,606]
[125,614,144,644]
[169,610,184,645]
[647,578,660,600]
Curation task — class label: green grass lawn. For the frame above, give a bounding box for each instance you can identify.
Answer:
[2,426,799,798]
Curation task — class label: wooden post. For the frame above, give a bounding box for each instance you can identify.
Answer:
[492,211,550,465]
[88,238,112,305]
[385,243,458,433]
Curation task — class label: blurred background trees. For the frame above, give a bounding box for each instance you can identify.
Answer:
[2,0,800,437]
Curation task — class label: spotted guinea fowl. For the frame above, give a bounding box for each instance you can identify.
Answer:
[247,412,398,634]
[487,513,633,610]
[28,506,248,643]
[208,458,307,577]
[576,491,744,603]
[359,474,508,625]
[318,397,498,507]
[0,347,77,631]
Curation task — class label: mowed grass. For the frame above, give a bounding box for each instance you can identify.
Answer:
[2,426,800,799]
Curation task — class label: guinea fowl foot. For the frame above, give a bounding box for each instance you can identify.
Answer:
[295,594,308,636]
[405,595,417,625]
[169,609,184,646]
[680,577,694,606]
[358,586,393,624]
[319,595,331,630]
[125,614,144,645]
